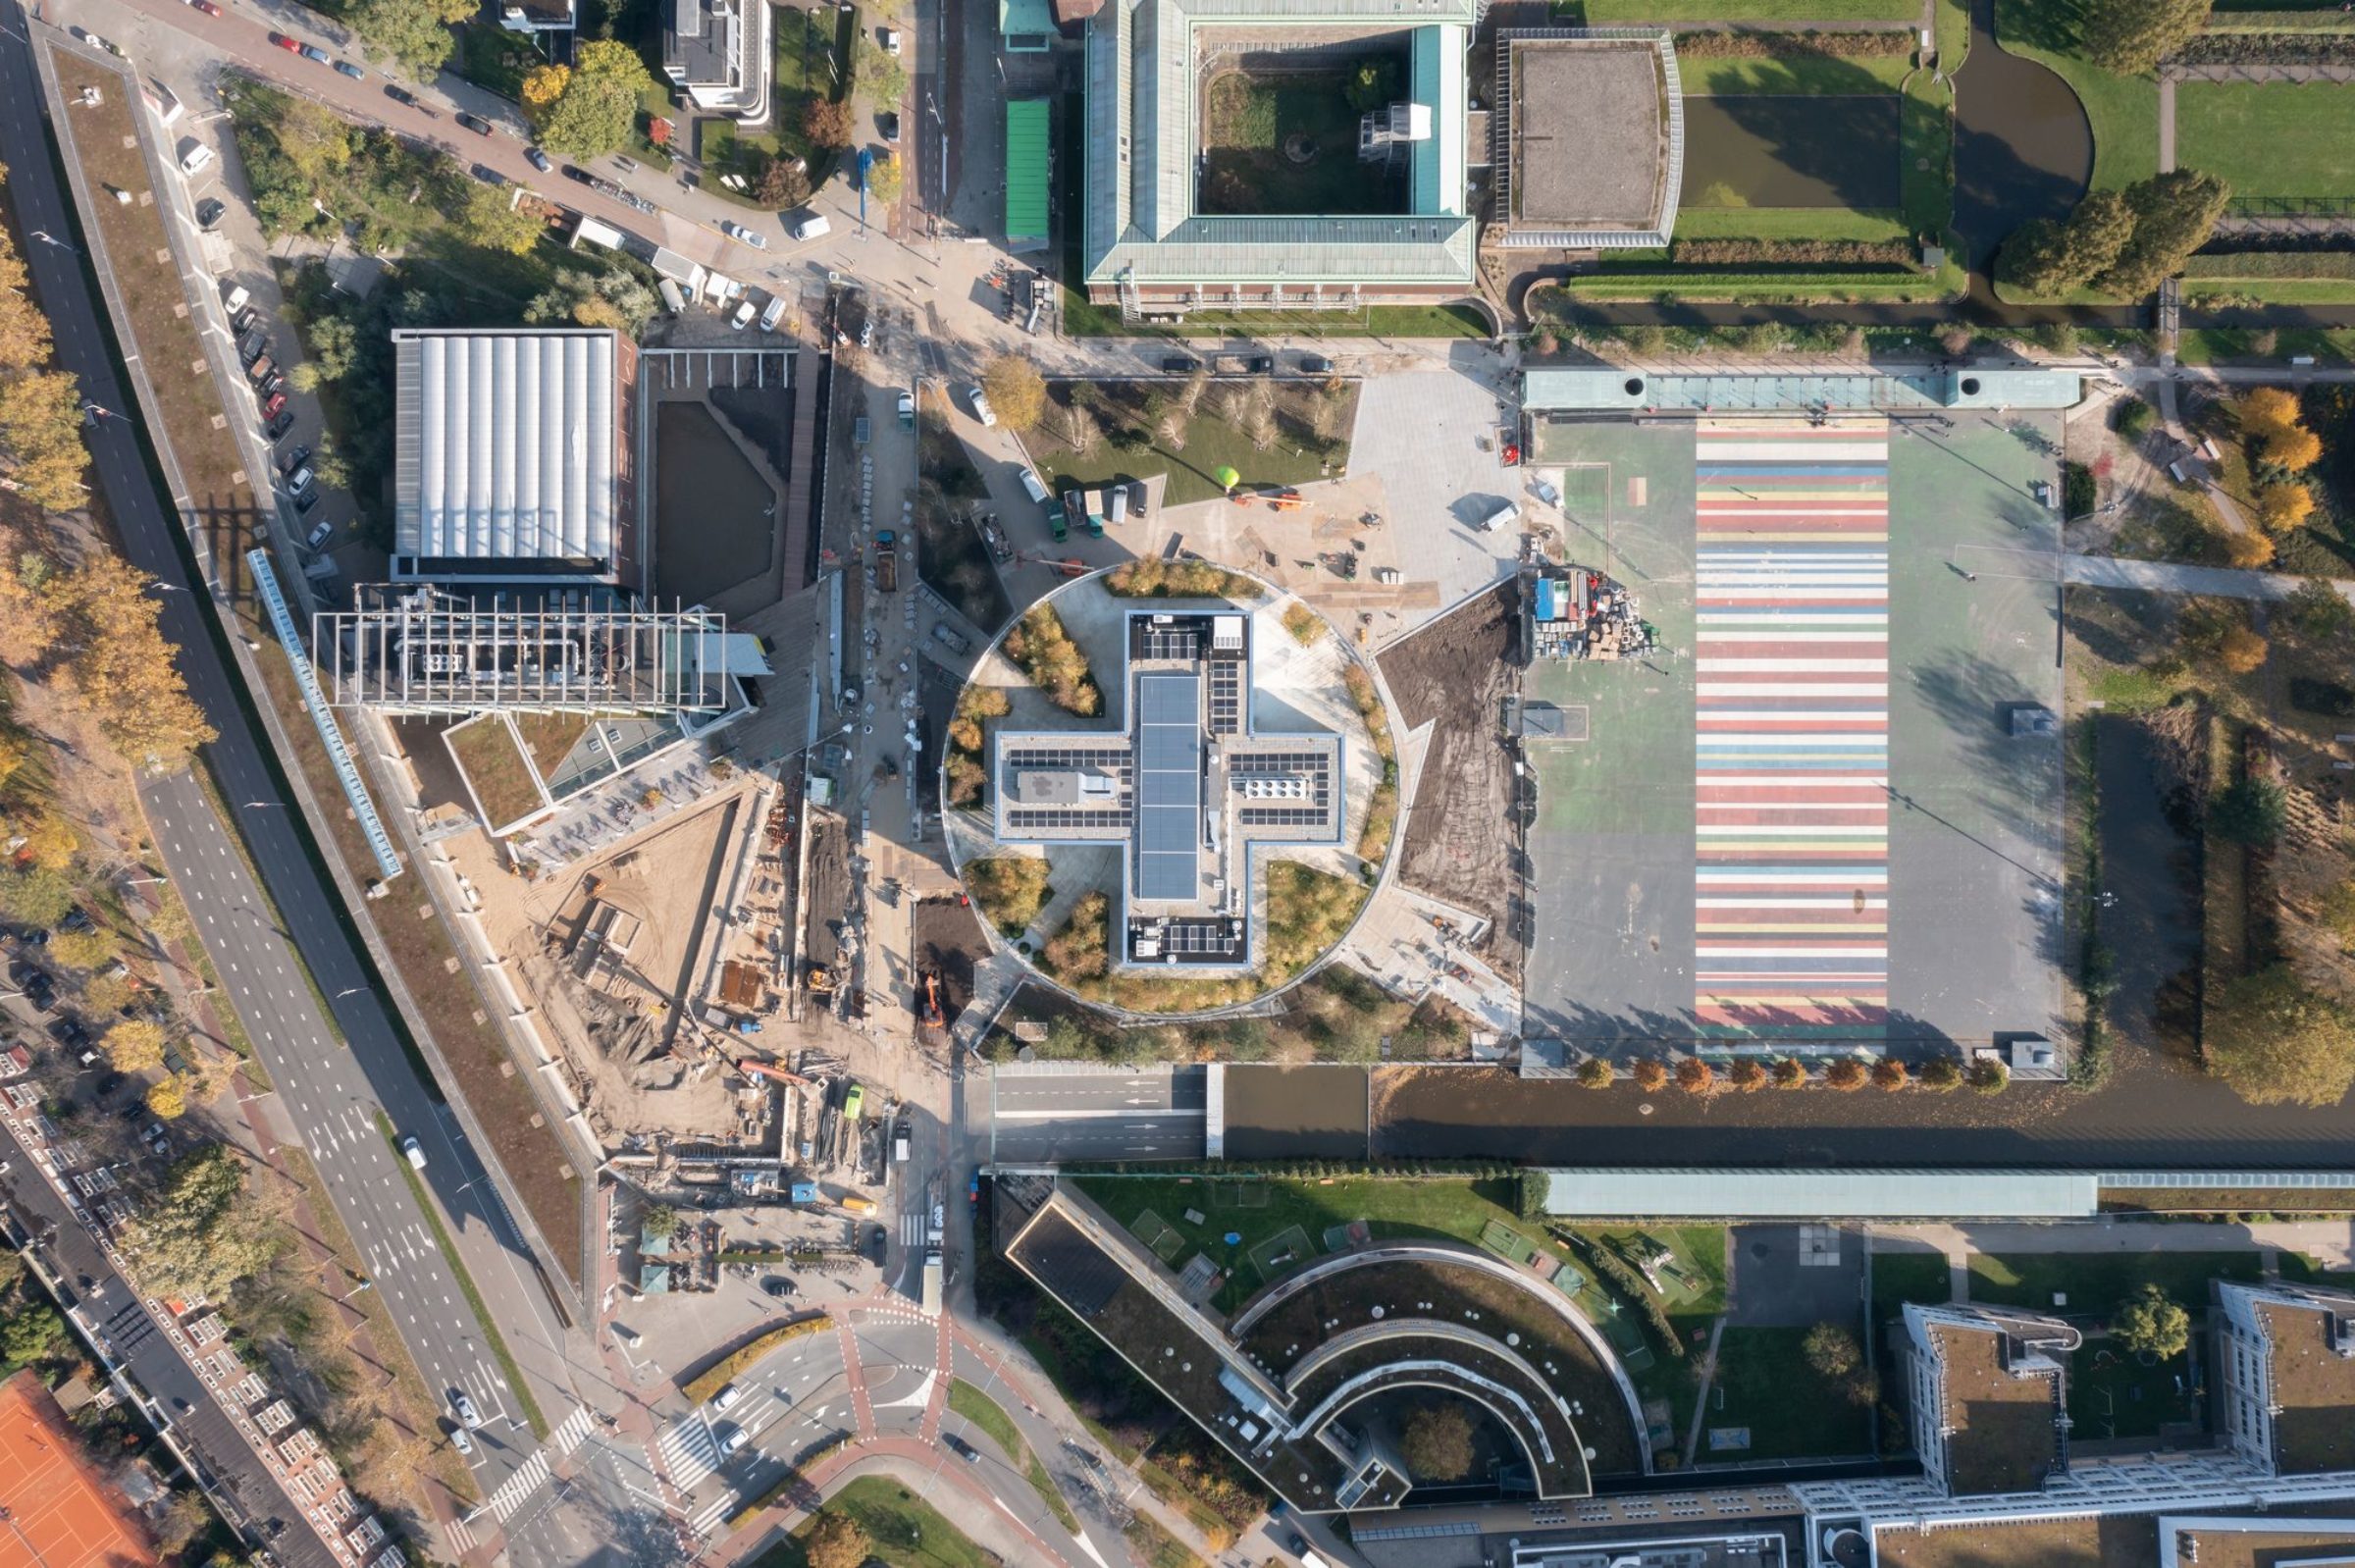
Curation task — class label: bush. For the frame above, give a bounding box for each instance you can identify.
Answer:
[1674,1058,1715,1094]
[1920,1058,1963,1091]
[1670,237,1918,269]
[1105,559,1260,599]
[1040,893,1110,982]
[1771,1057,1807,1089]
[1282,601,1321,646]
[2185,249,2355,280]
[2064,461,2097,517]
[1567,1233,1686,1360]
[1632,1059,1668,1092]
[1003,603,1101,715]
[1576,1058,1614,1089]
[1670,27,1911,55]
[2211,777,2287,846]
[1871,1059,1910,1091]
[1966,1059,2010,1094]
[1729,1060,1768,1092]
[1825,1060,1869,1091]
[967,855,1051,937]
[2117,396,2157,440]
[682,1317,827,1404]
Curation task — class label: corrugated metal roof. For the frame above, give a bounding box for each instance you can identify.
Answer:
[1539,1168,2099,1220]
[392,330,617,571]
[1522,367,2085,412]
[1006,99,1052,242]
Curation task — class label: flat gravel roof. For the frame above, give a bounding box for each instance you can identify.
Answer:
[1512,39,1666,229]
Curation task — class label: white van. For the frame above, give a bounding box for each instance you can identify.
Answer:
[1019,469,1051,506]
[224,284,250,315]
[790,213,831,242]
[759,294,787,333]
[1479,498,1520,533]
[179,142,215,177]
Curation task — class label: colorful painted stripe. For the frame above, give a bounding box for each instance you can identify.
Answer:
[1694,418,1889,1039]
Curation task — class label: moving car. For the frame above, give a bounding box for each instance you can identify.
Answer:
[966,386,996,428]
[400,1135,426,1170]
[450,1426,474,1456]
[452,1391,481,1430]
[718,1425,750,1457]
[333,59,364,79]
[711,1384,742,1413]
[525,146,551,173]
[188,0,223,15]
[720,220,767,248]
[305,519,334,551]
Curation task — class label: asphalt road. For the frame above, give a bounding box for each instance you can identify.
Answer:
[984,1068,1209,1164]
[0,0,575,1531]
[0,1113,343,1568]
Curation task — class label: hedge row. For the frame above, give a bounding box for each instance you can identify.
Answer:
[1671,237,1919,267]
[2179,29,2355,59]
[2199,11,2355,32]
[2185,250,2355,278]
[1671,28,1913,57]
[1580,267,1922,287]
[680,1315,828,1404]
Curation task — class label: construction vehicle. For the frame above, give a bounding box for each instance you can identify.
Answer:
[842,1194,877,1216]
[844,1084,866,1121]
[807,963,836,995]
[874,530,898,592]
[918,973,944,1028]
[737,1058,816,1089]
[1016,552,1089,577]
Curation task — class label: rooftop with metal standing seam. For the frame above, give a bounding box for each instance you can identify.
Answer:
[1521,367,2085,413]
[1494,28,1683,250]
[992,609,1342,971]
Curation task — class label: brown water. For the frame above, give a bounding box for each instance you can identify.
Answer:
[1681,95,1901,211]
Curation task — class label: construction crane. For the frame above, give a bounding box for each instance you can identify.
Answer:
[918,973,944,1028]
[1017,552,1090,577]
[738,1058,816,1089]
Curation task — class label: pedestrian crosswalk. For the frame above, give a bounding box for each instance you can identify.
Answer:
[485,1447,553,1523]
[900,1212,929,1246]
[550,1403,597,1457]
[655,1414,721,1491]
[689,1491,737,1539]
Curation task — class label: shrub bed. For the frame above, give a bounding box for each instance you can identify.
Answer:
[1670,237,1920,267]
[1106,559,1262,599]
[1004,603,1102,716]
[2186,250,2355,279]
[1672,28,1913,55]
[680,1315,826,1404]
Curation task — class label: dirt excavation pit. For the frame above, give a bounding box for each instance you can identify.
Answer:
[509,797,746,1143]
[911,896,990,1026]
[1378,581,1524,984]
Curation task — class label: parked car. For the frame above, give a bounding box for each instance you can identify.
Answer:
[1127,478,1149,516]
[450,1426,474,1456]
[470,164,506,187]
[229,304,257,335]
[452,1391,481,1430]
[292,487,320,514]
[268,30,301,50]
[878,111,900,144]
[1248,353,1275,374]
[1300,353,1334,374]
[286,466,315,496]
[58,909,92,935]
[561,163,594,184]
[195,197,225,229]
[333,59,364,78]
[278,444,310,475]
[454,111,495,136]
[966,386,996,427]
[525,146,551,173]
[237,331,269,366]
[187,0,223,15]
[22,974,55,1013]
[45,1017,89,1050]
[305,519,334,551]
[265,407,296,441]
[257,372,286,399]
[401,1135,426,1170]
[385,84,418,107]
[297,42,329,64]
[261,391,288,419]
[730,298,757,330]
[1160,355,1195,374]
[720,220,767,249]
[879,25,900,54]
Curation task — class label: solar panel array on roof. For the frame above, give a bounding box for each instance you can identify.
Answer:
[1135,672,1201,901]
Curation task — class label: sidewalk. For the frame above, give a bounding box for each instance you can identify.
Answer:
[1871,1216,2355,1275]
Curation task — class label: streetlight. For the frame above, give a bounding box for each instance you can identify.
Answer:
[332,986,364,1001]
[28,231,77,254]
[240,801,279,810]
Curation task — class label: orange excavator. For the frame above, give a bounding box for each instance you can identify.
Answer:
[1017,552,1090,578]
[918,973,944,1029]
[738,1058,815,1089]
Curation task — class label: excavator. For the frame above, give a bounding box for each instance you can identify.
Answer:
[1016,552,1090,578]
[917,973,945,1029]
[738,1058,816,1089]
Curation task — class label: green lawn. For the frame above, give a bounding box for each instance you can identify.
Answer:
[1992,0,2159,190]
[1125,1512,1208,1568]
[1029,380,1356,507]
[1588,0,1915,16]
[1901,73,1955,233]
[1869,1249,1955,1323]
[1560,266,1960,302]
[452,24,535,99]
[701,5,853,200]
[2279,1253,2355,1286]
[1200,67,1393,215]
[946,1380,1078,1534]
[1671,206,1910,242]
[1964,1251,2263,1319]
[2184,279,2355,305]
[1677,54,1913,95]
[747,1477,997,1568]
[2176,327,2355,366]
[2068,1335,2198,1439]
[2175,79,2355,198]
[1703,1328,1874,1461]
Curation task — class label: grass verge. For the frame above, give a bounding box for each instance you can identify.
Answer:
[1125,1511,1209,1568]
[682,1317,828,1404]
[376,1112,550,1439]
[948,1379,1080,1535]
[746,1475,999,1568]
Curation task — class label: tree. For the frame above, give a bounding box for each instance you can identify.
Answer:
[0,369,90,513]
[123,1147,281,1302]
[2078,0,2214,76]
[1804,1322,1861,1380]
[461,180,546,256]
[1632,1059,1668,1092]
[804,1511,870,1568]
[982,354,1046,433]
[145,1077,186,1120]
[311,437,352,496]
[2207,964,2355,1108]
[351,0,470,77]
[642,1203,679,1240]
[1871,1059,1910,1091]
[57,552,217,769]
[539,40,654,160]
[2113,1281,2191,1360]
[48,928,112,971]
[2240,386,2301,435]
[864,151,904,206]
[2211,777,2287,845]
[1576,1057,1614,1089]
[803,98,855,152]
[1967,1058,2010,1094]
[2097,170,2230,297]
[754,156,811,210]
[521,63,571,122]
[1921,1058,1963,1091]
[1674,1058,1715,1094]
[2224,527,2277,569]
[104,1019,168,1073]
[2261,424,2323,473]
[1771,1057,1807,1089]
[0,864,75,927]
[1398,1401,1475,1482]
[0,1299,65,1367]
[2283,578,2355,644]
[1825,1059,1868,1091]
[1729,1059,1768,1093]
[2218,624,2269,674]
[2001,189,2136,295]
[2258,483,2315,532]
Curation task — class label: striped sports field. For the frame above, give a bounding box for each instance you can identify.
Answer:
[1693,418,1889,1041]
